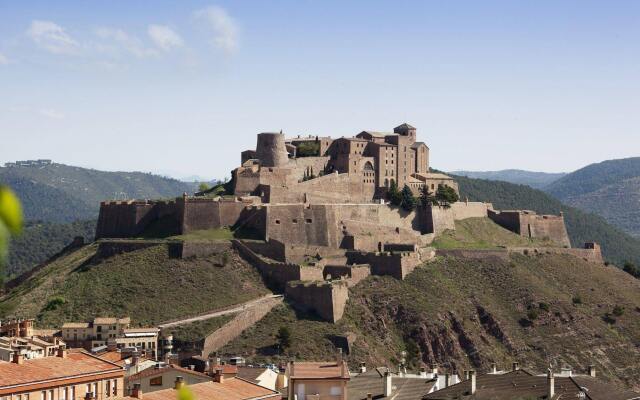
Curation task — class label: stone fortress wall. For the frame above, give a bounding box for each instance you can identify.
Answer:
[488,209,571,247]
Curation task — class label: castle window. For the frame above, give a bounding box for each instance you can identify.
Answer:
[275,219,281,224]
[292,219,298,223]
[306,219,313,223]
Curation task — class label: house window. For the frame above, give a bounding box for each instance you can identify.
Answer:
[106,381,111,398]
[305,219,312,224]
[275,219,281,224]
[150,377,163,386]
[292,219,298,224]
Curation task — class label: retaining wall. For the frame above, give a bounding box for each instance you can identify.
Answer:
[323,264,371,287]
[285,281,349,322]
[200,296,283,357]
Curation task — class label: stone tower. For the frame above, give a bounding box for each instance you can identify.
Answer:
[256,132,289,167]
[394,123,417,144]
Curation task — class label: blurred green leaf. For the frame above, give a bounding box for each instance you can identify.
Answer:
[0,186,23,234]
[177,385,194,400]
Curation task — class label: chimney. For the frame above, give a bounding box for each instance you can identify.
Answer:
[175,376,185,389]
[131,384,142,399]
[512,361,519,371]
[383,371,392,397]
[366,394,372,400]
[57,346,67,358]
[420,366,427,378]
[547,369,555,399]
[588,365,596,378]
[213,368,224,384]
[445,373,450,388]
[490,362,497,374]
[469,370,477,395]
[12,352,24,365]
[431,363,438,376]
[359,362,367,374]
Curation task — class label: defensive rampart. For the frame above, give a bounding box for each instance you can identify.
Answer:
[323,265,371,287]
[232,240,324,290]
[346,251,421,280]
[488,209,571,247]
[285,280,349,322]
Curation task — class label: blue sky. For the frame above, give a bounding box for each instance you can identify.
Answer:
[0,1,638,180]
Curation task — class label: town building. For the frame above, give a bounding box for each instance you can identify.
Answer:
[0,335,66,361]
[0,349,124,400]
[237,366,284,391]
[0,319,35,337]
[125,364,212,394]
[61,318,159,359]
[286,356,351,400]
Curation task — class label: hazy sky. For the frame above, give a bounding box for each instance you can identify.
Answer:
[1,1,638,180]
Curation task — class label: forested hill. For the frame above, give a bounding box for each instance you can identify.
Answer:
[0,162,198,223]
[451,169,566,189]
[543,157,640,238]
[455,175,640,266]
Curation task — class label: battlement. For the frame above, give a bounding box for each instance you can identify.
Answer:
[488,209,571,247]
[285,280,349,322]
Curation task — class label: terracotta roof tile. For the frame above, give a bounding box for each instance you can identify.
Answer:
[288,361,350,379]
[127,364,209,381]
[0,351,123,388]
[119,379,280,400]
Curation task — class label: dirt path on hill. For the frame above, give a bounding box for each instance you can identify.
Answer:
[157,294,283,329]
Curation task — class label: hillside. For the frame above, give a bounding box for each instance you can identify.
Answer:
[451,169,566,189]
[0,243,270,327]
[0,163,198,223]
[7,220,96,279]
[222,254,640,389]
[454,174,640,266]
[544,158,640,237]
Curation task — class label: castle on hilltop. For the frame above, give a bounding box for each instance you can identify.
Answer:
[234,123,458,203]
[95,123,599,323]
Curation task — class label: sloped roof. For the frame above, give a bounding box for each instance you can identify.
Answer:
[127,364,209,381]
[348,369,436,400]
[359,131,397,138]
[395,123,416,130]
[117,379,281,400]
[422,369,640,400]
[61,322,90,329]
[237,366,269,383]
[411,141,429,149]
[0,350,122,388]
[289,361,350,379]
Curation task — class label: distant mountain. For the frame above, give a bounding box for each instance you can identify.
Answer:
[451,169,566,189]
[454,174,640,266]
[0,162,199,223]
[544,157,640,237]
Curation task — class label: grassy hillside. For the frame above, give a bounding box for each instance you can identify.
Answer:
[0,163,198,223]
[544,158,640,237]
[432,218,558,249]
[0,243,270,327]
[7,220,96,279]
[454,175,640,266]
[222,254,640,389]
[451,169,566,189]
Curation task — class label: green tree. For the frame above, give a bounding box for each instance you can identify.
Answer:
[435,185,459,207]
[388,180,402,206]
[612,305,625,317]
[276,326,292,350]
[198,182,211,192]
[623,261,639,278]
[419,185,437,208]
[0,185,24,284]
[400,185,417,211]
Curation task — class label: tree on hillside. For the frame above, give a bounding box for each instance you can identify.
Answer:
[198,182,211,192]
[276,326,292,351]
[400,185,417,211]
[623,261,639,278]
[388,180,402,206]
[435,185,459,207]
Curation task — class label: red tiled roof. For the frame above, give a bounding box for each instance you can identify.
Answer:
[288,361,350,380]
[121,379,280,400]
[127,364,209,381]
[0,351,123,388]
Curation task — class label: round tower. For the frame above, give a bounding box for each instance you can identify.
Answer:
[256,132,289,167]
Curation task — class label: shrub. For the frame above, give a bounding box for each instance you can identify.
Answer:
[296,141,320,157]
[539,302,550,312]
[400,185,417,211]
[612,305,625,317]
[527,309,539,321]
[572,295,582,305]
[388,181,402,206]
[42,296,66,312]
[276,326,292,350]
[623,261,639,278]
[220,252,230,267]
[435,184,459,206]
